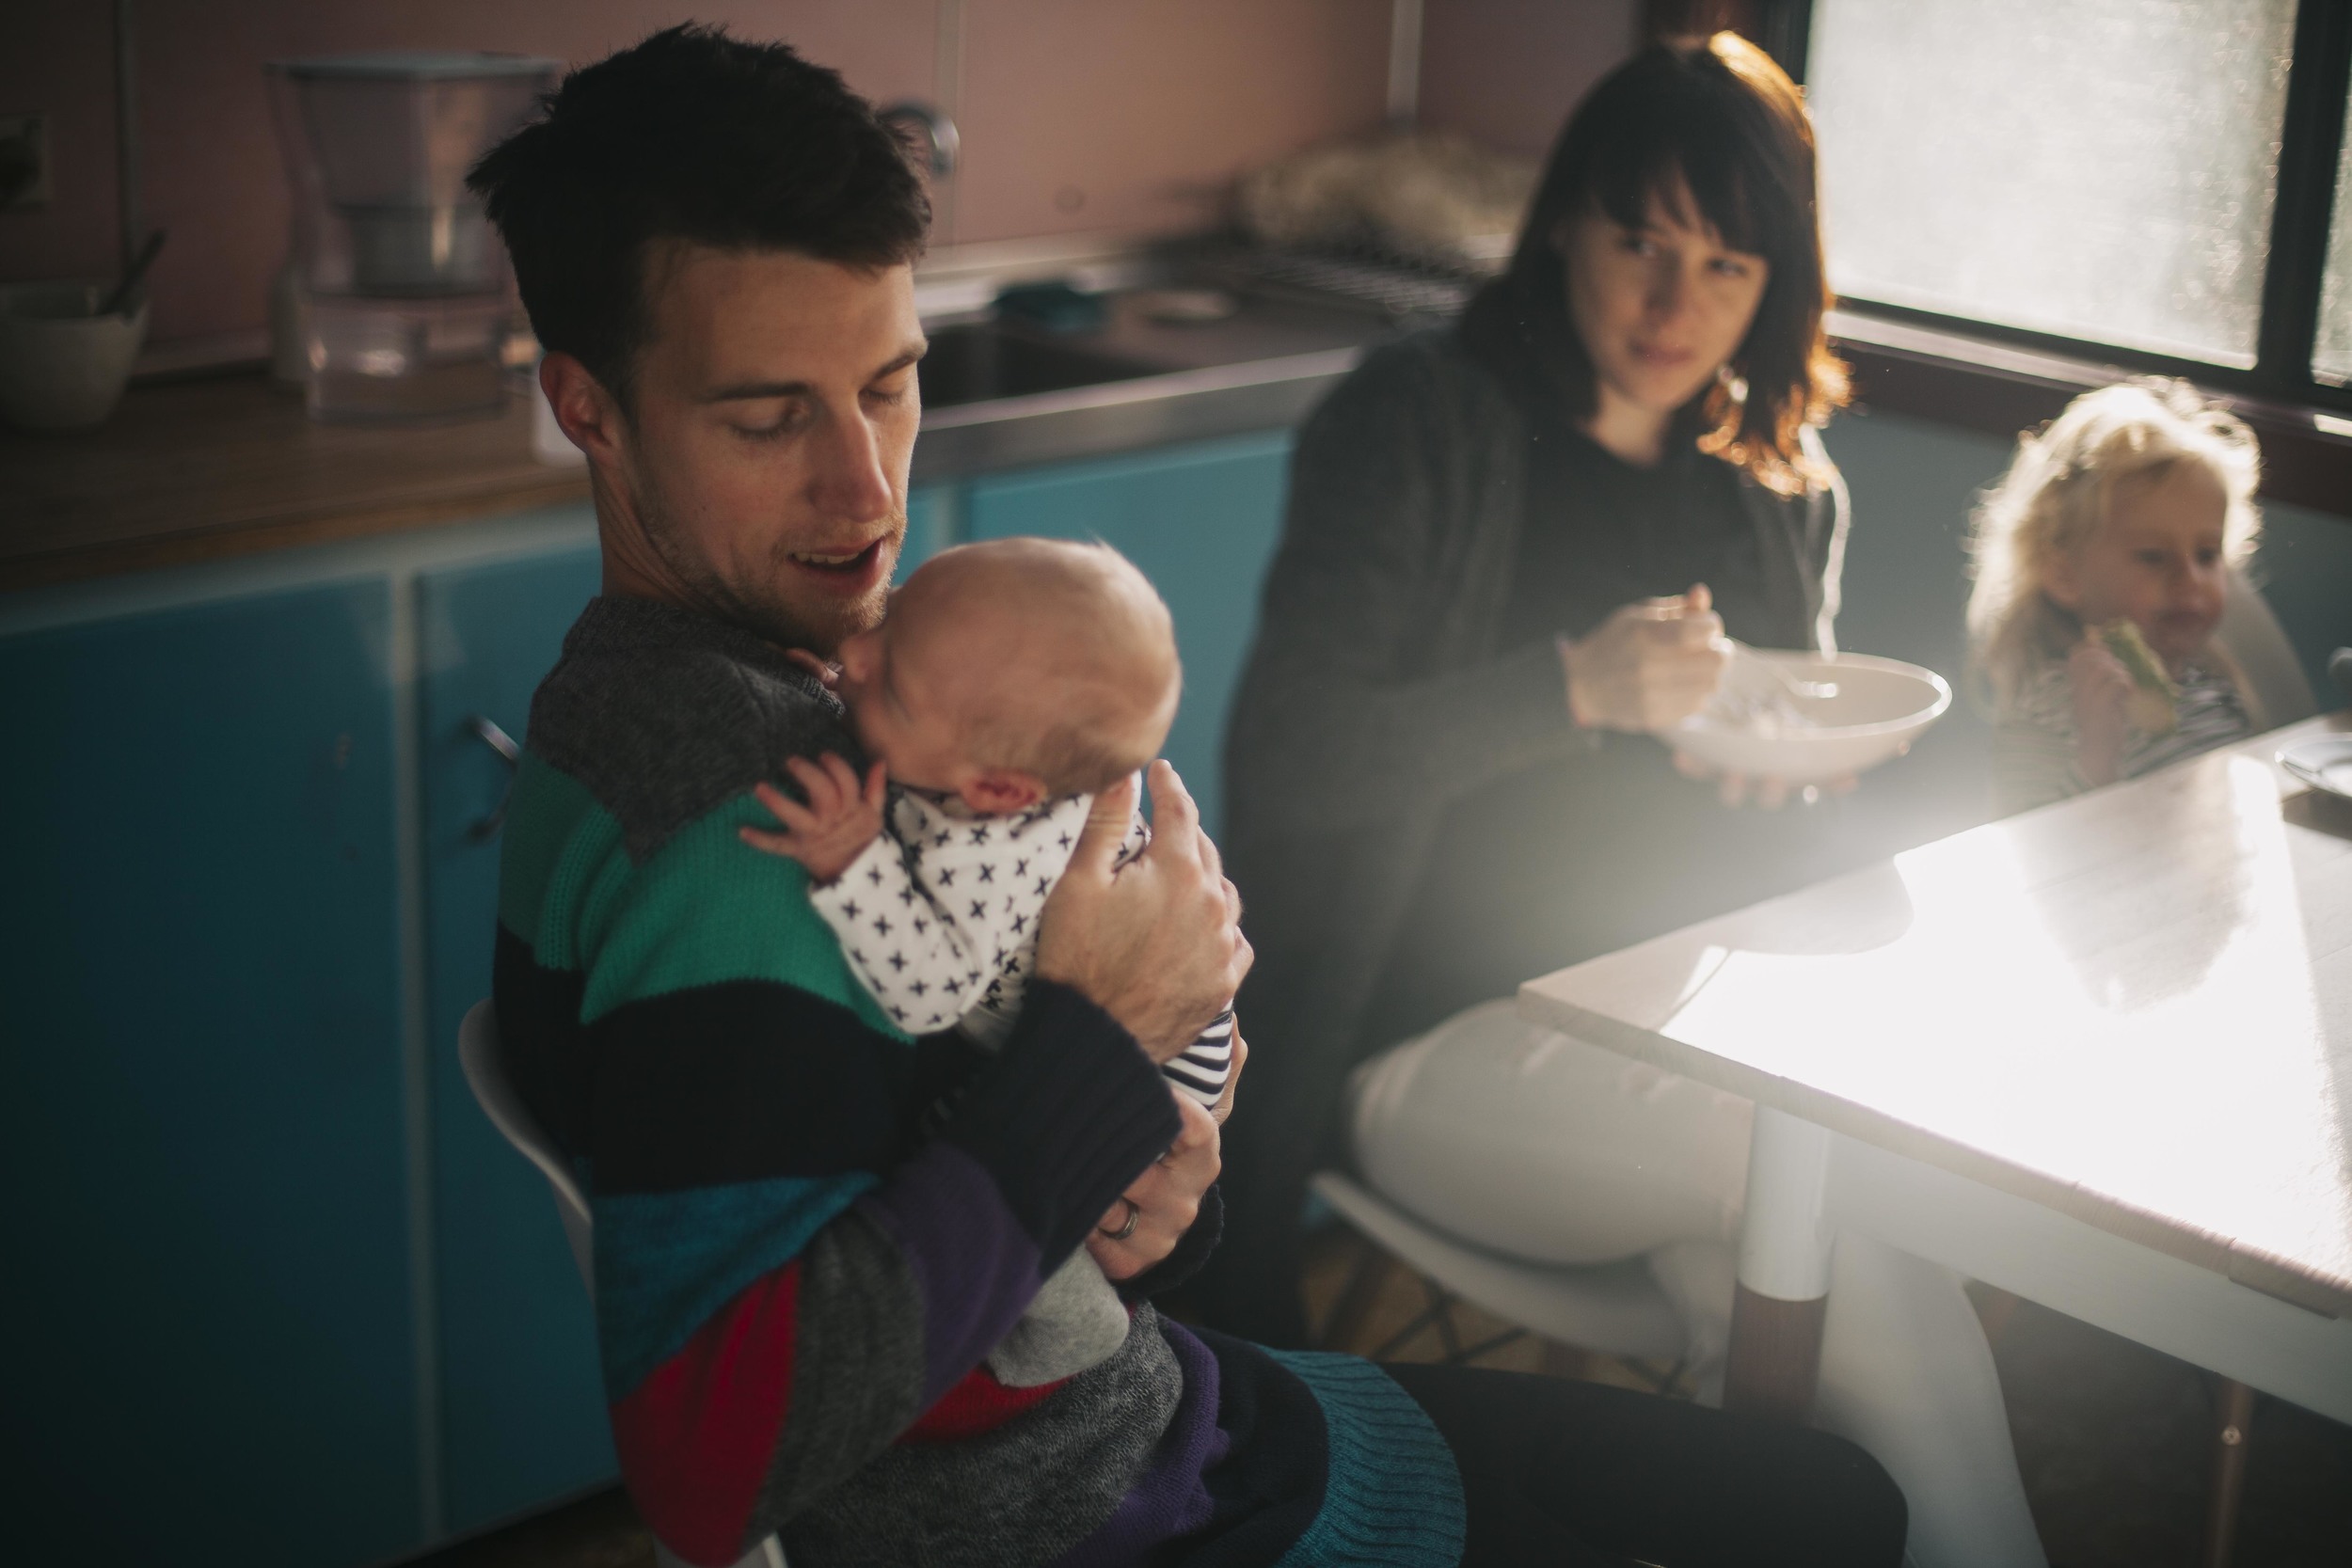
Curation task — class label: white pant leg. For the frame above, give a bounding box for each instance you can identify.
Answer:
[1347,1000,1753,1263]
[1346,1001,2048,1567]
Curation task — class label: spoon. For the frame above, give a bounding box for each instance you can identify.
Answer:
[1724,638,1838,701]
[100,229,167,318]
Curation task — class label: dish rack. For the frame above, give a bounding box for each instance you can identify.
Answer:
[1200,239,1488,322]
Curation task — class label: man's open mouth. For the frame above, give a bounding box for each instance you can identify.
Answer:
[788,541,885,575]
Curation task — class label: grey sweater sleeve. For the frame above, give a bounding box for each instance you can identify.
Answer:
[1226,342,1593,840]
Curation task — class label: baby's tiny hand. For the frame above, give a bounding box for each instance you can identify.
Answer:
[782,648,841,689]
[740,754,887,884]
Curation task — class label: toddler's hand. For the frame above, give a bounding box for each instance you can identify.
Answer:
[2068,634,2135,787]
[740,754,886,884]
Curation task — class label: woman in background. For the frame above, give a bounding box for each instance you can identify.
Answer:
[1200,30,1852,1353]
[1199,37,2060,1565]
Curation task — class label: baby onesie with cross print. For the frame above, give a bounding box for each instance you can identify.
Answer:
[807,783,1235,1106]
[805,781,1235,1387]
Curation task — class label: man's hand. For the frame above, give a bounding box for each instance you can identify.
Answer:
[739,754,887,884]
[1560,583,1731,733]
[2069,632,2135,787]
[1089,1090,1222,1281]
[1036,761,1251,1065]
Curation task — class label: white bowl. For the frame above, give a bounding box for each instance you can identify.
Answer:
[1671,650,1952,785]
[0,281,150,432]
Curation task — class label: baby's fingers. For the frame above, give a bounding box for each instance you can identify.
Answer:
[738,822,807,857]
[816,752,866,807]
[785,754,847,815]
[752,777,824,835]
[861,760,888,813]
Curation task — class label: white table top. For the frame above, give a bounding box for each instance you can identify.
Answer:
[1519,713,2352,1318]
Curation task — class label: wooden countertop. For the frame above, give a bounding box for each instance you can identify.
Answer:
[0,371,590,593]
[1520,712,2352,1317]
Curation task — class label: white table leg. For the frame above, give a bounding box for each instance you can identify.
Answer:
[1816,1232,2047,1567]
[1724,1107,1836,1420]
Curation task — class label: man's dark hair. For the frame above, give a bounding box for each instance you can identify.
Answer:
[469,24,929,406]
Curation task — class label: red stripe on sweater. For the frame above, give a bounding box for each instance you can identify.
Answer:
[611,1264,799,1566]
[901,1363,1067,1443]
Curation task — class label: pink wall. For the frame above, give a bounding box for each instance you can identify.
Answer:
[0,0,1637,355]
[0,0,1386,352]
[1421,0,1637,157]
[955,0,1387,245]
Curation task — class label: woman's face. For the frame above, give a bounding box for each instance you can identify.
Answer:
[1556,182,1771,421]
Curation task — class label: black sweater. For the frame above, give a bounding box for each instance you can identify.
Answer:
[1196,326,1850,1342]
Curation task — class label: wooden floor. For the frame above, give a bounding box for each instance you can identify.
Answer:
[409,1224,2352,1568]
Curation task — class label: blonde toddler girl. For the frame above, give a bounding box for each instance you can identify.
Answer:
[1967,378,2265,815]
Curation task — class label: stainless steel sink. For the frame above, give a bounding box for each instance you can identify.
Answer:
[917,322,1162,408]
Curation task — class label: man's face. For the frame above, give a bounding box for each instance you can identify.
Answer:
[610,245,925,654]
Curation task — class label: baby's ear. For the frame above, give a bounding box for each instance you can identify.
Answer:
[961,768,1047,816]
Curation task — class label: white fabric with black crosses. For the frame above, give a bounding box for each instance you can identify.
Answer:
[807,779,1232,1107]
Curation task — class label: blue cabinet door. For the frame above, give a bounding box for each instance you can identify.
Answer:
[900,483,959,578]
[965,434,1293,838]
[0,582,421,1568]
[416,540,615,1532]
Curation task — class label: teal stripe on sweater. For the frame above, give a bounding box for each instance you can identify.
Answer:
[1266,1351,1465,1568]
[594,1171,878,1396]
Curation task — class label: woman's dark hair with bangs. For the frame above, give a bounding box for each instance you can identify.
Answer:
[469,24,929,409]
[1462,33,1846,494]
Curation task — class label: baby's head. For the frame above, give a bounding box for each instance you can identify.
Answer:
[1966,377,2261,701]
[833,537,1180,814]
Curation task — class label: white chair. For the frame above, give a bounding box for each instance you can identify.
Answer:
[1310,1169,1697,1368]
[459,1000,789,1568]
[2217,565,2317,726]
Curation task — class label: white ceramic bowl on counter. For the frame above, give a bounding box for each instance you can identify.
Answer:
[1672,650,1952,785]
[0,281,150,432]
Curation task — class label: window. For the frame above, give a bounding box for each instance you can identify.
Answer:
[1785,0,2352,404]
[2316,83,2352,384]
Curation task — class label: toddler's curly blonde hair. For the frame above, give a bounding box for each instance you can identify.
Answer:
[1965,377,2262,705]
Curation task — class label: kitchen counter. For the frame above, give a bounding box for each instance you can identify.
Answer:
[0,287,1390,594]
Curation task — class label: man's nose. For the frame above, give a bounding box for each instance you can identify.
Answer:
[810,401,897,523]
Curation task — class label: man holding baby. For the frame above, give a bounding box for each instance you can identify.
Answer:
[475,24,1902,1568]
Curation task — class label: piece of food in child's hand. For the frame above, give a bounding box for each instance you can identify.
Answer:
[2096,620,2178,736]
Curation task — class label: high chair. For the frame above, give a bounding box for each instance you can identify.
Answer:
[459,1001,789,1568]
[1308,1171,1697,1371]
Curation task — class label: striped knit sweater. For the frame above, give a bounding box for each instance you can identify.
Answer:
[1991,653,2253,816]
[493,594,1463,1568]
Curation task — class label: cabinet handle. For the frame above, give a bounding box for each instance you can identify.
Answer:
[465,714,521,842]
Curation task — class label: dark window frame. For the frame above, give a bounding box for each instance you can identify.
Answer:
[1755,0,2352,518]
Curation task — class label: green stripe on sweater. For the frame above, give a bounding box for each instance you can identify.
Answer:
[501,751,904,1037]
[498,753,614,961]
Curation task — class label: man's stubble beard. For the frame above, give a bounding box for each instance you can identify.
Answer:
[633,460,901,655]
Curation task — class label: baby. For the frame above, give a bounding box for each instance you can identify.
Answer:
[741,535,1232,1386]
[1967,378,2265,816]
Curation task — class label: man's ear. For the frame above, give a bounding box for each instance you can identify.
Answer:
[541,352,627,466]
[959,768,1047,816]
